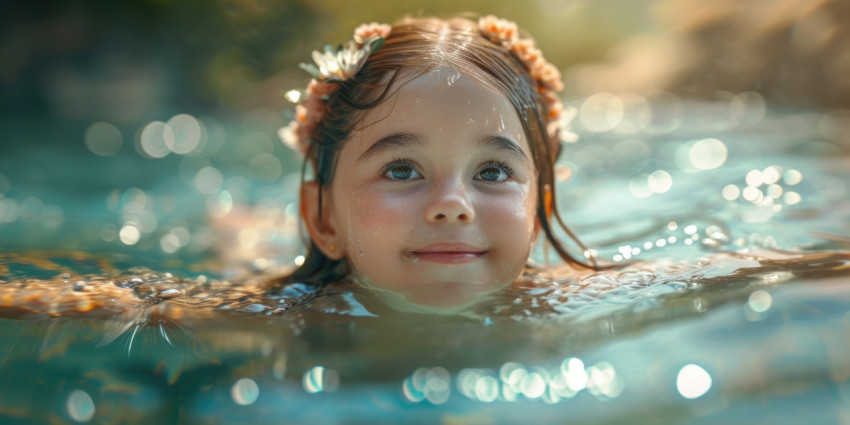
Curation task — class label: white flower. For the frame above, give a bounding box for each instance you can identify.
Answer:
[311,41,371,82]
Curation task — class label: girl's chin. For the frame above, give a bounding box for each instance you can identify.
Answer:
[354,276,508,313]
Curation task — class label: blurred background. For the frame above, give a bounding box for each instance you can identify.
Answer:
[1,0,848,276]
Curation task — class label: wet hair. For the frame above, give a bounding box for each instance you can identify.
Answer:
[286,16,595,285]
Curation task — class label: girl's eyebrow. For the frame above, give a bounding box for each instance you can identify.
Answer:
[356,132,528,163]
[478,135,529,162]
[358,132,424,163]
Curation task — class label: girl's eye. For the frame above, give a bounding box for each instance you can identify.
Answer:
[476,161,514,182]
[381,161,421,181]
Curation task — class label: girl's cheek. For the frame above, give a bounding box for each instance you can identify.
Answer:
[347,188,412,244]
[483,189,536,227]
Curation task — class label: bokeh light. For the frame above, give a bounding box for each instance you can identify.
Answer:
[194,166,223,194]
[586,361,624,399]
[677,364,712,399]
[519,369,546,399]
[474,375,499,403]
[629,174,652,198]
[424,367,451,404]
[784,191,801,205]
[722,184,740,200]
[580,93,624,132]
[140,121,174,158]
[248,153,282,181]
[231,378,259,406]
[165,114,202,154]
[747,290,773,313]
[648,170,673,193]
[783,170,803,185]
[303,366,339,394]
[561,357,587,392]
[119,225,140,245]
[688,138,727,170]
[66,389,95,422]
[84,122,123,156]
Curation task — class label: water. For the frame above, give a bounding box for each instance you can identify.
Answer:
[1,101,849,424]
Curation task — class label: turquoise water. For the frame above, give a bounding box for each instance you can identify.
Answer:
[1,101,849,424]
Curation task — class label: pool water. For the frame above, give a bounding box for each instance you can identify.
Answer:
[1,101,849,424]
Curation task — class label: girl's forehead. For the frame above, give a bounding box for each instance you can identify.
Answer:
[353,67,526,147]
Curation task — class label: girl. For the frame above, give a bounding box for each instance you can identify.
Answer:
[279,15,596,310]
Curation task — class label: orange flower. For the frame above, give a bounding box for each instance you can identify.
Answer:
[295,105,308,123]
[478,15,518,44]
[307,79,338,97]
[511,38,542,66]
[354,22,391,44]
[531,61,564,92]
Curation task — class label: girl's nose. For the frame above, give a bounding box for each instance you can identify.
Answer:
[424,181,476,224]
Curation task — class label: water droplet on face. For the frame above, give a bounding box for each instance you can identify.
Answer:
[497,114,505,131]
[484,119,489,126]
[415,98,422,104]
[411,256,419,263]
[359,250,365,256]
[447,71,460,86]
[467,118,476,125]
[491,106,497,114]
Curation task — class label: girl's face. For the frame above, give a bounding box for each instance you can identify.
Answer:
[318,68,538,308]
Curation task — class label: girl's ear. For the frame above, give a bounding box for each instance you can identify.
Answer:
[300,181,345,260]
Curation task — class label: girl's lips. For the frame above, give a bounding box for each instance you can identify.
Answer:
[411,243,487,264]
[411,251,486,264]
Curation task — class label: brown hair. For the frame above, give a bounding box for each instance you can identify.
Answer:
[287,16,596,285]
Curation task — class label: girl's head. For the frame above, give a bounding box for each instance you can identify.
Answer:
[282,16,592,308]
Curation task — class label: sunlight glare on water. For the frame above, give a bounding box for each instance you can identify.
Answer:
[677,364,712,399]
[561,358,588,392]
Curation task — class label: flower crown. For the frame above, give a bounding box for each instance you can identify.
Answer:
[279,17,576,156]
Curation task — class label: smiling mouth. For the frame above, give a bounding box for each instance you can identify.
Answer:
[410,244,487,264]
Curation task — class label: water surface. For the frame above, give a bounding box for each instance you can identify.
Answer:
[1,102,849,424]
